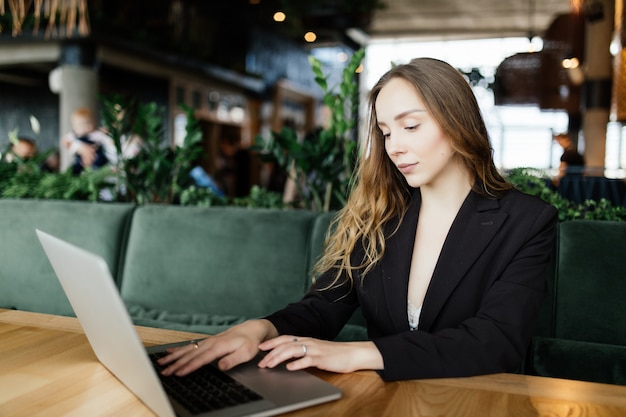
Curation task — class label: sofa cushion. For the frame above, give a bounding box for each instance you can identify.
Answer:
[530,249,557,339]
[530,336,626,386]
[0,199,134,315]
[127,304,368,341]
[127,304,247,334]
[120,205,318,319]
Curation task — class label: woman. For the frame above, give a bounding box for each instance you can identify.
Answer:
[160,58,557,381]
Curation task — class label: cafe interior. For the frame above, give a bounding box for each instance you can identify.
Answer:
[1,1,626,417]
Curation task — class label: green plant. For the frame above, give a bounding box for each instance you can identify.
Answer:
[255,48,365,211]
[231,185,288,209]
[179,185,228,207]
[0,114,114,201]
[0,158,113,201]
[0,96,205,204]
[506,167,626,222]
[101,95,203,204]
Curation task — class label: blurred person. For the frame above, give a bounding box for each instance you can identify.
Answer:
[62,107,117,175]
[553,132,585,186]
[4,137,37,162]
[41,148,61,172]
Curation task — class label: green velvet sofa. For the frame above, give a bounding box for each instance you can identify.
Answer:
[1,199,625,386]
[525,220,626,386]
[0,199,366,341]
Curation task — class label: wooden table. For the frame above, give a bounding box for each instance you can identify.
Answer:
[2,309,626,417]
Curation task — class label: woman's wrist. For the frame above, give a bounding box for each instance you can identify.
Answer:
[352,341,384,371]
[250,319,279,342]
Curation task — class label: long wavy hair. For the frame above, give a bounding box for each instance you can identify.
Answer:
[313,57,512,288]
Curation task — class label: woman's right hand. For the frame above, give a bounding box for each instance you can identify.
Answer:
[158,319,278,377]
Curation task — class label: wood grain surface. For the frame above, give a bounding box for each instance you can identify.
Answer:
[2,309,625,417]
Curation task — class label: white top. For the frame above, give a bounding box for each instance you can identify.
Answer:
[408,299,421,331]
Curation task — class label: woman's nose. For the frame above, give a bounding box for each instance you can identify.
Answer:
[385,135,406,156]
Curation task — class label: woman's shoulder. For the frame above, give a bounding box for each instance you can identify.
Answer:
[497,188,557,218]
[501,187,549,203]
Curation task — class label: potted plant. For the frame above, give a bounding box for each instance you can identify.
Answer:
[255,48,365,211]
[506,167,626,221]
[100,94,204,204]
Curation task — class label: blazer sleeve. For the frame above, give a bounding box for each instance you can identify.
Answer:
[265,248,365,341]
[373,200,557,381]
[264,274,360,340]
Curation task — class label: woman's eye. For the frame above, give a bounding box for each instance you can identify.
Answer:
[382,132,391,139]
[406,124,419,131]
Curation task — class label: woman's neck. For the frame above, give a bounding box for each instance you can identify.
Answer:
[419,164,473,212]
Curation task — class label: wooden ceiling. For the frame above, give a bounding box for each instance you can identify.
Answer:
[366,0,574,41]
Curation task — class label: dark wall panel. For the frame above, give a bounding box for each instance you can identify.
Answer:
[0,82,60,154]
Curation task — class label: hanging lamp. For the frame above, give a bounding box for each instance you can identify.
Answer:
[0,0,90,38]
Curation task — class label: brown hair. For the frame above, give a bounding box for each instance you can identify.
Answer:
[72,107,95,120]
[313,58,512,288]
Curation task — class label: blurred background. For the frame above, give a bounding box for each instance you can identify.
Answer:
[0,0,621,203]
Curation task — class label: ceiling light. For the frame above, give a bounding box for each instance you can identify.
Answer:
[273,11,286,22]
[562,57,584,86]
[562,57,580,69]
[304,32,317,43]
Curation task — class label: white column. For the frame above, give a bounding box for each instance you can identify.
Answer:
[582,0,615,175]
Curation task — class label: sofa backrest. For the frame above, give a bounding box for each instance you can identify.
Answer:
[119,205,319,320]
[0,199,135,315]
[307,210,367,330]
[553,220,626,345]
[308,211,335,269]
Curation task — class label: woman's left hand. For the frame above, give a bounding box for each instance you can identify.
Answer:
[257,335,384,373]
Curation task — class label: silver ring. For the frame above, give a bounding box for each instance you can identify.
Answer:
[301,344,307,356]
[191,341,199,349]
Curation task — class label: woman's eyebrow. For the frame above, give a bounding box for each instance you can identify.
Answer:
[394,109,426,121]
[377,108,426,127]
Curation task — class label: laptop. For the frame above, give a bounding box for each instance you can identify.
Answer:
[36,229,342,417]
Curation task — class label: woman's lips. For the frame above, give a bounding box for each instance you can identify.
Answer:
[397,162,417,174]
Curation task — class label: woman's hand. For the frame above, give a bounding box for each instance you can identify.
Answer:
[158,319,278,376]
[257,336,384,374]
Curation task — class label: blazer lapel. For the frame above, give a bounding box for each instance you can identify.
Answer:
[379,190,421,332]
[418,191,507,331]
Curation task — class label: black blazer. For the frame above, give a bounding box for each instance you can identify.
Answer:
[267,188,558,381]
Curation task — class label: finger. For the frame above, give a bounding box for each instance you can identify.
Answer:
[258,335,301,351]
[158,341,201,365]
[164,337,259,377]
[159,346,202,375]
[169,352,216,376]
[258,341,309,369]
[216,344,258,371]
[161,341,217,376]
[259,336,308,357]
[176,341,258,376]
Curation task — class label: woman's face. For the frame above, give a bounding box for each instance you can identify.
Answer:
[375,77,457,189]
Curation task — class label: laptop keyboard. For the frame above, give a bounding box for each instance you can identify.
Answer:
[149,351,264,414]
